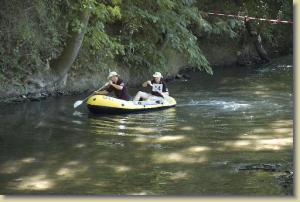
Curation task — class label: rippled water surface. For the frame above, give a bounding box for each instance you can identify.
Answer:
[0,56,293,195]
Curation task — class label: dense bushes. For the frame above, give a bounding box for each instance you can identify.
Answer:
[0,0,293,87]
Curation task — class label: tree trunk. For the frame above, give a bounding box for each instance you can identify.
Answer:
[244,18,270,63]
[50,9,90,81]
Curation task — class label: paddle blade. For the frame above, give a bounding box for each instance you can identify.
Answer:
[73,100,83,108]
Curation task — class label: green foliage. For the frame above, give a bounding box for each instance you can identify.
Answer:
[0,0,293,85]
[0,0,67,82]
[112,0,213,74]
[197,0,293,47]
[83,1,124,59]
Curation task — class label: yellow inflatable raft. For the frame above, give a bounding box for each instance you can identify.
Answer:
[86,95,176,114]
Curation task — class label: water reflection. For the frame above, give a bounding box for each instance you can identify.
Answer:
[88,108,177,138]
[0,56,293,195]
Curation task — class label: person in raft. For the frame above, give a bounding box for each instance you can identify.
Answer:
[94,71,130,101]
[133,72,169,102]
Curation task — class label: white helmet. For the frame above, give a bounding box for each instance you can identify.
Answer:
[107,71,119,79]
[152,72,163,78]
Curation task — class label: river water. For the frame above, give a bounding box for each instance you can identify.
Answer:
[0,55,293,195]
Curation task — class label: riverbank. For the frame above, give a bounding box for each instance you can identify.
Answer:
[1,1,292,104]
[0,52,292,104]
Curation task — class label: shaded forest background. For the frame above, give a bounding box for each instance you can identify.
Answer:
[0,0,293,100]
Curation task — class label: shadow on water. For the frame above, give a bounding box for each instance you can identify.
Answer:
[0,56,293,195]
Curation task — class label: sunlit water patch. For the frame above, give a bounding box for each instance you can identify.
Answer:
[0,55,293,195]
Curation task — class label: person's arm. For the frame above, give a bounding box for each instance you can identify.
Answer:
[156,91,168,98]
[142,80,152,87]
[161,82,169,97]
[109,80,124,90]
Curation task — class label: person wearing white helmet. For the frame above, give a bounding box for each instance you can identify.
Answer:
[133,72,169,102]
[94,71,130,101]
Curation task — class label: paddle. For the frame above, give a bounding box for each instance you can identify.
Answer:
[73,84,108,108]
